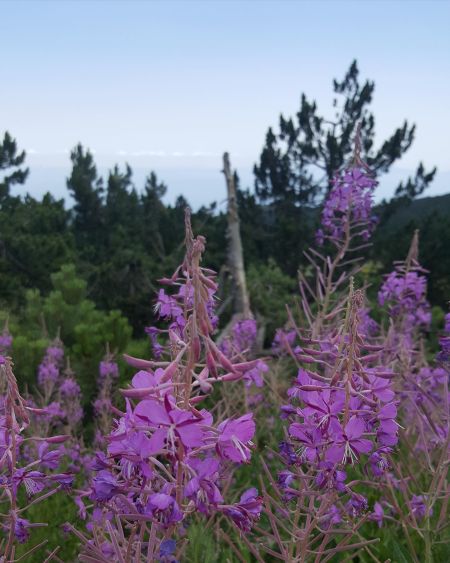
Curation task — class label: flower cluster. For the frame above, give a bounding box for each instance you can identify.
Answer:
[0,356,72,558]
[59,364,83,433]
[37,338,64,401]
[220,319,268,390]
[94,349,120,446]
[317,165,377,245]
[0,320,12,358]
[281,288,397,515]
[437,312,450,365]
[72,210,262,560]
[34,341,83,438]
[378,270,431,330]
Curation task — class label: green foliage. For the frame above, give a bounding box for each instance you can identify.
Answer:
[0,131,29,199]
[5,263,132,405]
[67,143,105,255]
[0,193,74,309]
[13,490,80,563]
[247,260,297,341]
[184,521,255,562]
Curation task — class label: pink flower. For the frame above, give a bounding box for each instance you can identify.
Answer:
[134,397,205,452]
[146,493,182,526]
[326,416,372,464]
[223,487,262,532]
[289,423,323,462]
[217,413,255,463]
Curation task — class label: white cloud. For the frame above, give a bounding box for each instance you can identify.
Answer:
[130,150,167,157]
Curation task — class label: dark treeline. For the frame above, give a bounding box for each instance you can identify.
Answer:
[1,61,449,337]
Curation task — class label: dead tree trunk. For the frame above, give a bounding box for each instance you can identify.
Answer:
[222,152,251,319]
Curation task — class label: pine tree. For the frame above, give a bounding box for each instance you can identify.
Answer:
[0,131,29,201]
[141,172,168,260]
[67,144,104,254]
[252,60,436,273]
[255,60,435,203]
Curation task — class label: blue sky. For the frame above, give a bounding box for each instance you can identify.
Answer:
[1,0,449,209]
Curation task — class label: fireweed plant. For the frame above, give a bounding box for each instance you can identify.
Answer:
[219,319,269,411]
[251,133,449,562]
[68,210,262,561]
[372,236,450,562]
[26,339,88,478]
[0,356,72,561]
[244,139,400,561]
[93,348,120,448]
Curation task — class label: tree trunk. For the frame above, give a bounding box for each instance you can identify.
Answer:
[222,152,251,318]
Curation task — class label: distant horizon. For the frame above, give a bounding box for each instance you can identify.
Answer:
[13,157,450,212]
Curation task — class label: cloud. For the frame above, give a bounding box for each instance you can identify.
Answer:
[130,150,167,157]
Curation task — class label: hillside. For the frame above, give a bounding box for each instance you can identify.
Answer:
[381,192,450,232]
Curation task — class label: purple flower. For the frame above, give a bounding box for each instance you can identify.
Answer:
[74,495,87,519]
[12,469,46,497]
[145,327,164,359]
[223,487,262,532]
[279,441,297,465]
[299,387,345,430]
[91,470,119,501]
[315,462,347,492]
[320,505,342,530]
[376,403,398,447]
[231,319,258,352]
[0,332,12,351]
[378,270,430,330]
[368,447,392,477]
[289,423,323,462]
[184,457,223,512]
[367,371,395,403]
[243,360,268,388]
[318,166,377,244]
[99,360,119,379]
[38,442,63,469]
[159,539,178,562]
[370,502,384,527]
[345,493,368,517]
[146,493,182,526]
[154,289,183,321]
[130,368,172,399]
[134,397,205,452]
[14,517,31,543]
[38,342,64,386]
[326,416,372,464]
[217,413,255,463]
[60,377,81,397]
[278,470,295,489]
[411,495,432,520]
[51,473,74,490]
[272,329,296,354]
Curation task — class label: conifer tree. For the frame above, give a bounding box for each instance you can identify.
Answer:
[252,60,436,273]
[0,131,29,201]
[67,144,104,253]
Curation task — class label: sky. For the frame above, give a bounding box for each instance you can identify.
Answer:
[1,0,450,210]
